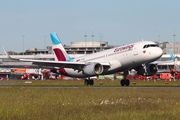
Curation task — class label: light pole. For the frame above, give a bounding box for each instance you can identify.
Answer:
[158,34,160,42]
[84,31,87,54]
[173,31,176,81]
[99,33,103,51]
[44,36,46,54]
[91,31,94,53]
[22,35,25,55]
[173,32,176,56]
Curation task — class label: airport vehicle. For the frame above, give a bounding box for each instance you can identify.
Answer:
[3,32,163,86]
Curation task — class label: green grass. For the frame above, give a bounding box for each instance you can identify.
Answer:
[0,80,180,120]
[0,79,180,87]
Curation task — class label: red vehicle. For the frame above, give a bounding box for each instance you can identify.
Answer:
[21,73,39,80]
[138,75,147,80]
[175,72,180,79]
[159,73,173,80]
[149,74,158,80]
[126,74,139,79]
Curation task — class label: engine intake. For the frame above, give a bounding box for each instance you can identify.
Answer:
[135,63,157,76]
[83,63,103,76]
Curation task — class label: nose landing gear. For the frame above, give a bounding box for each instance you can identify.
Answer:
[120,71,130,86]
[120,79,130,86]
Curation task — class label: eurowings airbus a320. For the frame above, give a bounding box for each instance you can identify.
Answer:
[3,32,163,86]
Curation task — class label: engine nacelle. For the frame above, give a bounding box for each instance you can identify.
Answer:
[83,63,103,76]
[135,63,158,76]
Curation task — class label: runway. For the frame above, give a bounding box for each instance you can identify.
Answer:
[0,79,180,88]
[0,86,179,89]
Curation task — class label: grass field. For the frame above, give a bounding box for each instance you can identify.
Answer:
[0,79,180,87]
[0,79,180,120]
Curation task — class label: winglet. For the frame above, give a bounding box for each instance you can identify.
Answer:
[3,46,10,58]
[2,46,18,60]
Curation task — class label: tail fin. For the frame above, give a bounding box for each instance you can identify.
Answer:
[168,48,175,61]
[50,32,72,61]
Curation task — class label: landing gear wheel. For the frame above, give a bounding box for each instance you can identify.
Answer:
[84,79,88,86]
[89,80,94,86]
[120,79,130,86]
[120,79,125,86]
[84,79,94,86]
[125,79,130,86]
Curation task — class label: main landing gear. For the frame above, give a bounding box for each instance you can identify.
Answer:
[84,78,94,86]
[120,71,130,86]
[120,79,130,86]
[83,71,130,86]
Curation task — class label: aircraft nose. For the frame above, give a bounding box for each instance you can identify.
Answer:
[155,48,163,58]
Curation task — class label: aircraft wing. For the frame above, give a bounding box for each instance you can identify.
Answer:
[3,46,110,70]
[18,59,110,68]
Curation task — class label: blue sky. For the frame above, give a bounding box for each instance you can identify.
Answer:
[0,0,180,54]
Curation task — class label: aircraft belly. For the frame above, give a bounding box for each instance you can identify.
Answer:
[62,68,87,78]
[118,56,142,70]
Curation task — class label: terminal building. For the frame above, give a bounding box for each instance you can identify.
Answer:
[25,41,114,55]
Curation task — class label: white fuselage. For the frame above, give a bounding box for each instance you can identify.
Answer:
[60,41,163,77]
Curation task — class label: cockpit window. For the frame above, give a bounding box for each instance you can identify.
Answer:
[143,44,159,48]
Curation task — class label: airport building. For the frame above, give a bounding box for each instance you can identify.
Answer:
[25,41,114,55]
[156,41,180,55]
[156,41,180,61]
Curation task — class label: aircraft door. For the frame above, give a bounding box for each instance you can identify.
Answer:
[133,44,139,56]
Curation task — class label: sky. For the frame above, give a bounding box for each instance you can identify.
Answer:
[0,0,180,54]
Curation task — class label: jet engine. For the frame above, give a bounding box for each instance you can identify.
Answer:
[83,63,103,76]
[135,63,158,76]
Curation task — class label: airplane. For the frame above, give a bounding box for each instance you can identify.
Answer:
[3,32,163,86]
[155,48,180,73]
